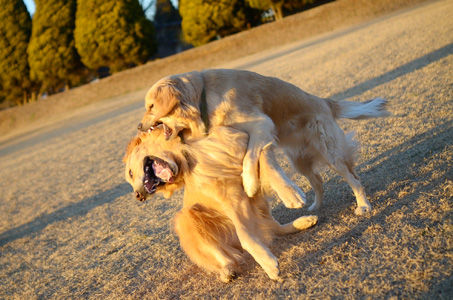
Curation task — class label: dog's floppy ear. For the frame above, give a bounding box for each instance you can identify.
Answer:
[154,80,181,120]
[123,136,142,163]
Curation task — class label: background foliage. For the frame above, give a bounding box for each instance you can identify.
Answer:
[74,0,157,74]
[179,0,261,47]
[0,0,34,105]
[28,0,83,94]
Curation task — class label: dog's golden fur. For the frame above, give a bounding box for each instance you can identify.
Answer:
[123,127,318,282]
[138,69,390,215]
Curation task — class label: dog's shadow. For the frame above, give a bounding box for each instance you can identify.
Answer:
[252,119,451,281]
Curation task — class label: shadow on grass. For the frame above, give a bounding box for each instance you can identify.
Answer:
[330,43,453,100]
[274,119,452,223]
[271,119,452,295]
[424,276,453,300]
[0,182,132,247]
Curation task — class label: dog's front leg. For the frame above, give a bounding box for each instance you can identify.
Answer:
[221,195,280,280]
[259,144,306,208]
[239,115,276,198]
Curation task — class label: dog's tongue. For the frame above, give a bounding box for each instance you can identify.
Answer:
[152,160,173,183]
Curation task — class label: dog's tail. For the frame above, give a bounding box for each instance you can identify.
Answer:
[329,97,390,120]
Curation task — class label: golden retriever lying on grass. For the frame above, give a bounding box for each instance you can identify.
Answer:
[124,126,318,282]
[137,69,390,215]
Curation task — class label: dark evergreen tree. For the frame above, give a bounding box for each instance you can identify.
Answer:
[28,0,84,94]
[0,0,34,105]
[75,0,157,73]
[179,0,261,47]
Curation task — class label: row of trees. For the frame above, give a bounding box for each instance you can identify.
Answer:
[0,0,157,106]
[179,0,316,46]
[0,0,317,107]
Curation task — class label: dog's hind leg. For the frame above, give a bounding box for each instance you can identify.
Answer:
[255,200,318,236]
[330,160,371,215]
[317,123,371,215]
[259,144,306,209]
[275,215,319,235]
[323,126,371,215]
[286,151,325,212]
[305,170,324,212]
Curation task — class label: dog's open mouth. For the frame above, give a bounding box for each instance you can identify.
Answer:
[143,156,175,194]
[148,122,173,139]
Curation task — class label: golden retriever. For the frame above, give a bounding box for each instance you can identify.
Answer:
[123,126,318,282]
[137,69,390,215]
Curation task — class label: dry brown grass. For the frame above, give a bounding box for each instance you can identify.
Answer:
[1,0,451,299]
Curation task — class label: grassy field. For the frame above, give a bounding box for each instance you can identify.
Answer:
[0,0,451,299]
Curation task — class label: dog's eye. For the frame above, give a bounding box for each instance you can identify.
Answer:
[129,169,133,178]
[148,104,154,110]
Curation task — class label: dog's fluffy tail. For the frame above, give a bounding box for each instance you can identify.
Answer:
[330,97,390,120]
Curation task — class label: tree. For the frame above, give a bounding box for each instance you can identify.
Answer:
[0,0,34,105]
[179,0,261,47]
[75,0,157,73]
[28,0,84,94]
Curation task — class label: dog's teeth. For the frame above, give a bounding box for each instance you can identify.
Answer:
[145,179,149,183]
[145,166,149,171]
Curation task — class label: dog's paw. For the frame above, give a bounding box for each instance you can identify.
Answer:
[219,267,238,283]
[355,205,372,215]
[242,171,259,197]
[275,185,306,209]
[293,215,318,230]
[291,190,306,208]
[262,260,280,281]
[241,156,260,197]
[282,193,304,209]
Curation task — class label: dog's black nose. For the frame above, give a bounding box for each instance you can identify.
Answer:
[135,191,146,202]
[137,123,143,130]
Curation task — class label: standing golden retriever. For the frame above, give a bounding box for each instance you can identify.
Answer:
[137,69,390,215]
[124,126,318,282]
